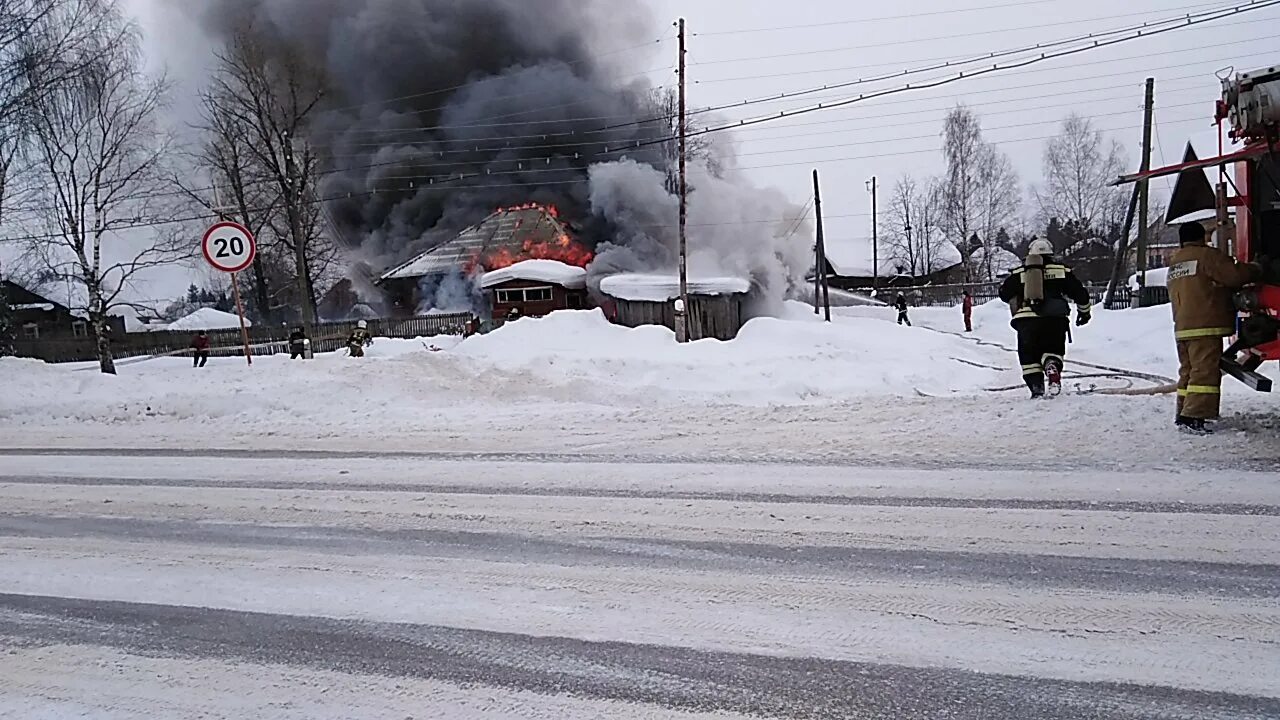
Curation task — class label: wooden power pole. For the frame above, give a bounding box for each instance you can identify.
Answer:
[676,17,690,343]
[813,170,831,322]
[867,176,879,293]
[1136,77,1155,295]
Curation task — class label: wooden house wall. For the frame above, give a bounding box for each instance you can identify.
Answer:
[611,294,744,341]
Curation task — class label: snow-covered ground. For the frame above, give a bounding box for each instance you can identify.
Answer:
[3,300,1279,718]
[1,300,1276,468]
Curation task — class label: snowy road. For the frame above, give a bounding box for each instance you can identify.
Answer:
[2,453,1279,719]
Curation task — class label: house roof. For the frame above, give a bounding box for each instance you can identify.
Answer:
[379,204,582,282]
[970,247,1022,276]
[599,273,750,302]
[160,308,252,331]
[823,239,962,278]
[2,280,69,312]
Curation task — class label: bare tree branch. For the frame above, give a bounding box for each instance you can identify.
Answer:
[10,0,178,374]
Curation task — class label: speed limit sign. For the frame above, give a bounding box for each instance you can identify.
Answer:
[201,221,256,273]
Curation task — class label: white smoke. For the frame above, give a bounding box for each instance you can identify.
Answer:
[416,269,485,315]
[586,158,812,316]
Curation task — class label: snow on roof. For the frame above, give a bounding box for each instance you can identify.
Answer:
[599,273,751,302]
[823,238,962,277]
[163,307,251,331]
[480,259,587,290]
[12,303,55,312]
[1129,266,1169,291]
[970,247,1022,276]
[380,205,579,281]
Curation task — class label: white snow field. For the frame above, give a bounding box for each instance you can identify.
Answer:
[2,299,1279,718]
[0,300,1275,467]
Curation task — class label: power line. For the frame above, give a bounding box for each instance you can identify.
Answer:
[693,18,1264,85]
[624,1,1278,152]
[691,0,1232,64]
[693,0,1060,36]
[299,3,1259,141]
[318,35,674,116]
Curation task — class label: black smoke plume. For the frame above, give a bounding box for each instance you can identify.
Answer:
[191,0,670,264]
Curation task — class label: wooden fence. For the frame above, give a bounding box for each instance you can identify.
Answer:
[12,313,472,364]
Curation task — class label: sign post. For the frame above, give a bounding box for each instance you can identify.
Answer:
[201,221,257,366]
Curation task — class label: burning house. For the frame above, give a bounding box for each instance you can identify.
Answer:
[376,203,593,317]
[599,274,751,341]
[481,259,589,320]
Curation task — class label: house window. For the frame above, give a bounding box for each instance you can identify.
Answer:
[495,286,554,304]
[72,320,88,338]
[22,324,39,340]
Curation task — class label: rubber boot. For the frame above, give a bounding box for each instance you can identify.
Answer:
[1044,357,1063,398]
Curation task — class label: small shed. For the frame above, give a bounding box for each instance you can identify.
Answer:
[599,274,750,341]
[481,259,590,320]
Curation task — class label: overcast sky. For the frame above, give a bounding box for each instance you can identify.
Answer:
[641,0,1276,265]
[43,0,1280,305]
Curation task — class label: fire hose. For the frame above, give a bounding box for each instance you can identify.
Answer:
[938,328,1177,396]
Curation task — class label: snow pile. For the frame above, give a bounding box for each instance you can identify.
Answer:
[480,260,587,290]
[1129,267,1170,290]
[599,274,751,302]
[454,306,1007,402]
[161,308,251,331]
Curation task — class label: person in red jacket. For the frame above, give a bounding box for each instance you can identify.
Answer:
[962,291,974,332]
[190,331,210,368]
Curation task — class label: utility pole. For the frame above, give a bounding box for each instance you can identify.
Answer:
[676,17,690,343]
[1136,77,1155,296]
[867,176,879,293]
[282,131,316,336]
[813,170,831,322]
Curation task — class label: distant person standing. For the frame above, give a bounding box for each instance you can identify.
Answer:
[894,293,911,326]
[190,331,210,368]
[962,291,974,332]
[288,326,309,360]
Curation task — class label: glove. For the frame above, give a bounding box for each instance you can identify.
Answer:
[1076,310,1091,327]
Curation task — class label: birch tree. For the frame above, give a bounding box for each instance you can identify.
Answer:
[17,1,182,374]
[882,175,951,277]
[1036,113,1129,246]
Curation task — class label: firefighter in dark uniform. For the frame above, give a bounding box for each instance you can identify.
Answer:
[1167,222,1262,433]
[998,238,1092,398]
[346,320,373,358]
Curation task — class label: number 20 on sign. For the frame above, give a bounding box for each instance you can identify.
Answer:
[201,221,257,366]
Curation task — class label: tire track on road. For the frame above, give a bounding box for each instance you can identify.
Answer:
[2,594,1275,720]
[5,475,1277,515]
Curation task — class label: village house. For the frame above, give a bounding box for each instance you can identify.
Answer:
[376,203,592,317]
[3,280,125,342]
[480,259,590,321]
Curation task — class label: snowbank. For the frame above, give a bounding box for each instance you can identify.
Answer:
[599,274,750,302]
[162,308,251,331]
[1129,267,1170,290]
[481,260,587,290]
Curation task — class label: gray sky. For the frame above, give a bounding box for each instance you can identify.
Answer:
[643,0,1277,265]
[61,0,1280,304]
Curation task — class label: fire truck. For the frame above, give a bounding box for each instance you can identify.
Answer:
[1119,65,1280,392]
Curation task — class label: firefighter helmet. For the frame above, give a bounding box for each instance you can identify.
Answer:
[1027,238,1054,258]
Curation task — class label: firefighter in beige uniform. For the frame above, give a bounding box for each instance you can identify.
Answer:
[1167,222,1261,432]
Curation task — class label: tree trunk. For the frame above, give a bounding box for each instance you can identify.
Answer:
[90,309,116,375]
[250,254,272,324]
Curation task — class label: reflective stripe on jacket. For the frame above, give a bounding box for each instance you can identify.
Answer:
[1167,242,1260,339]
